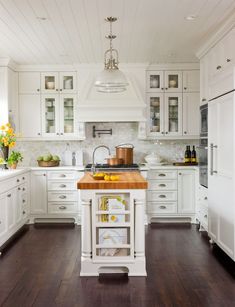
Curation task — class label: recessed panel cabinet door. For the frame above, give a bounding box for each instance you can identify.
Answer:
[19,72,41,94]
[178,170,195,214]
[0,193,8,243]
[30,171,47,214]
[19,95,41,138]
[6,188,17,232]
[183,70,200,92]
[183,92,200,136]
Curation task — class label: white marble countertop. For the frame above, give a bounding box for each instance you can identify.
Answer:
[139,164,198,171]
[29,166,85,171]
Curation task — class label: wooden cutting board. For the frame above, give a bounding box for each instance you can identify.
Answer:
[77,172,148,190]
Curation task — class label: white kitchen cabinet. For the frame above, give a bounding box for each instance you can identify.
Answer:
[208,92,234,259]
[30,171,47,214]
[19,72,40,94]
[182,92,200,136]
[19,95,41,138]
[164,93,182,136]
[147,93,164,136]
[164,71,182,93]
[41,94,77,138]
[147,168,196,222]
[0,171,30,250]
[183,70,200,92]
[178,170,195,214]
[200,55,209,105]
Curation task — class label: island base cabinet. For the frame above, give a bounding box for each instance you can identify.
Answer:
[80,189,147,276]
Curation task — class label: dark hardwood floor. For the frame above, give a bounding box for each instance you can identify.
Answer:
[0,224,235,307]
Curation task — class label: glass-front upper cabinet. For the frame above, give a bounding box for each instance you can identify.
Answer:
[41,73,59,93]
[59,72,77,93]
[146,71,164,92]
[164,71,182,93]
[164,94,182,136]
[147,94,164,135]
[41,95,60,137]
[60,95,76,136]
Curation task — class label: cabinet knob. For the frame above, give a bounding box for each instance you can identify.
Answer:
[161,87,164,90]
[43,174,46,176]
[179,172,182,175]
[18,187,21,190]
[202,98,206,102]
[165,87,168,90]
[227,58,231,62]
[23,200,26,203]
[204,215,208,219]
[56,133,60,135]
[23,211,26,215]
[161,132,164,134]
[216,65,222,70]
[204,196,208,200]
[184,131,187,134]
[184,87,187,90]
[56,89,58,91]
[165,131,168,134]
[37,89,40,92]
[38,132,41,135]
[7,194,11,197]
[17,179,20,182]
[60,89,62,91]
[22,177,25,180]
[22,188,25,191]
[60,133,64,135]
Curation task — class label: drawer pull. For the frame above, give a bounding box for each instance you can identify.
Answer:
[59,206,67,210]
[60,174,66,178]
[59,195,66,199]
[159,195,166,198]
[158,173,166,177]
[159,205,166,209]
[60,184,67,188]
[159,184,166,187]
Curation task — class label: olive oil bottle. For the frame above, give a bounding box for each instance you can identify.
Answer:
[191,145,197,163]
[184,145,191,163]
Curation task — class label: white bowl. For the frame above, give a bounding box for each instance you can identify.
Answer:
[46,81,55,89]
[145,154,162,164]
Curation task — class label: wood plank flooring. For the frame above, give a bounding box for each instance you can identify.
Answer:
[0,224,235,307]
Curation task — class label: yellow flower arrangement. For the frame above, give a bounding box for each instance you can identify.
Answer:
[0,123,17,148]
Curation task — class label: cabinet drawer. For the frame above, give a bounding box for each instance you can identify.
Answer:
[147,191,177,202]
[48,202,77,214]
[147,170,177,180]
[47,171,77,180]
[48,181,76,191]
[148,202,177,214]
[148,180,177,191]
[48,191,78,202]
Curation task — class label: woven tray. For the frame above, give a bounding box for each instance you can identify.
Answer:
[37,160,60,167]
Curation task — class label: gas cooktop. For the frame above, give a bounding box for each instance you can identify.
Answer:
[85,163,139,171]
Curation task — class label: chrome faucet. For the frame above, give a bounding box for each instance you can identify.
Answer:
[91,145,111,174]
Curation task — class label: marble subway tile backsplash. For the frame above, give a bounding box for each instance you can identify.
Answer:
[15,123,198,166]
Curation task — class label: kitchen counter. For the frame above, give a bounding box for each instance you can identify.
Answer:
[0,168,30,181]
[77,172,148,190]
[139,164,198,171]
[30,166,85,171]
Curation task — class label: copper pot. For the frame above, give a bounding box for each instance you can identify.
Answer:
[106,157,123,166]
[115,144,134,165]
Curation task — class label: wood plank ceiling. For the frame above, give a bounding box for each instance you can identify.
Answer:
[0,0,234,64]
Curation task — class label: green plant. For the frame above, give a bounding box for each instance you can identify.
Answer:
[7,151,23,166]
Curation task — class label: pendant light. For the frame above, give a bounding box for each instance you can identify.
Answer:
[95,17,128,93]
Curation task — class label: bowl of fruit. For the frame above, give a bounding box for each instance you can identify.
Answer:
[37,153,60,167]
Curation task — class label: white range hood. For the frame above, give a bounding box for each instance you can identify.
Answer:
[78,69,146,122]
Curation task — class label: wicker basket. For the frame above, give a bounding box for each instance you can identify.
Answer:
[37,160,60,167]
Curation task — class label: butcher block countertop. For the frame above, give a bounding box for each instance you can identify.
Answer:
[77,172,148,190]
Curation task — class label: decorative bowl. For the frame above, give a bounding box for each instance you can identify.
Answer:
[37,160,60,167]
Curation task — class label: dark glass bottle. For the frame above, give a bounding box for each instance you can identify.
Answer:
[184,145,191,163]
[191,145,197,163]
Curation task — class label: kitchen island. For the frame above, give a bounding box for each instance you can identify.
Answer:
[77,172,148,276]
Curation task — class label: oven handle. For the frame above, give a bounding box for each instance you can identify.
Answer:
[210,143,218,176]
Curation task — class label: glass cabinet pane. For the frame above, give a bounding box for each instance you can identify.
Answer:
[147,71,163,92]
[168,97,179,133]
[167,74,178,89]
[63,76,74,91]
[149,95,163,133]
[45,98,56,133]
[63,98,74,134]
[150,75,160,90]
[45,76,56,90]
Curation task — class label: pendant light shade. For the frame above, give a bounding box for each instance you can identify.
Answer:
[95,17,128,93]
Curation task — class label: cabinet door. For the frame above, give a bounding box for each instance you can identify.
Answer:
[59,72,77,93]
[41,72,59,93]
[60,94,76,136]
[164,71,182,92]
[178,170,195,214]
[164,94,182,136]
[146,71,164,92]
[6,188,17,232]
[30,171,47,214]
[0,193,8,242]
[19,95,41,138]
[147,93,164,136]
[223,28,235,69]
[182,92,199,136]
[200,56,209,105]
[183,70,199,92]
[19,72,41,94]
[41,95,60,137]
